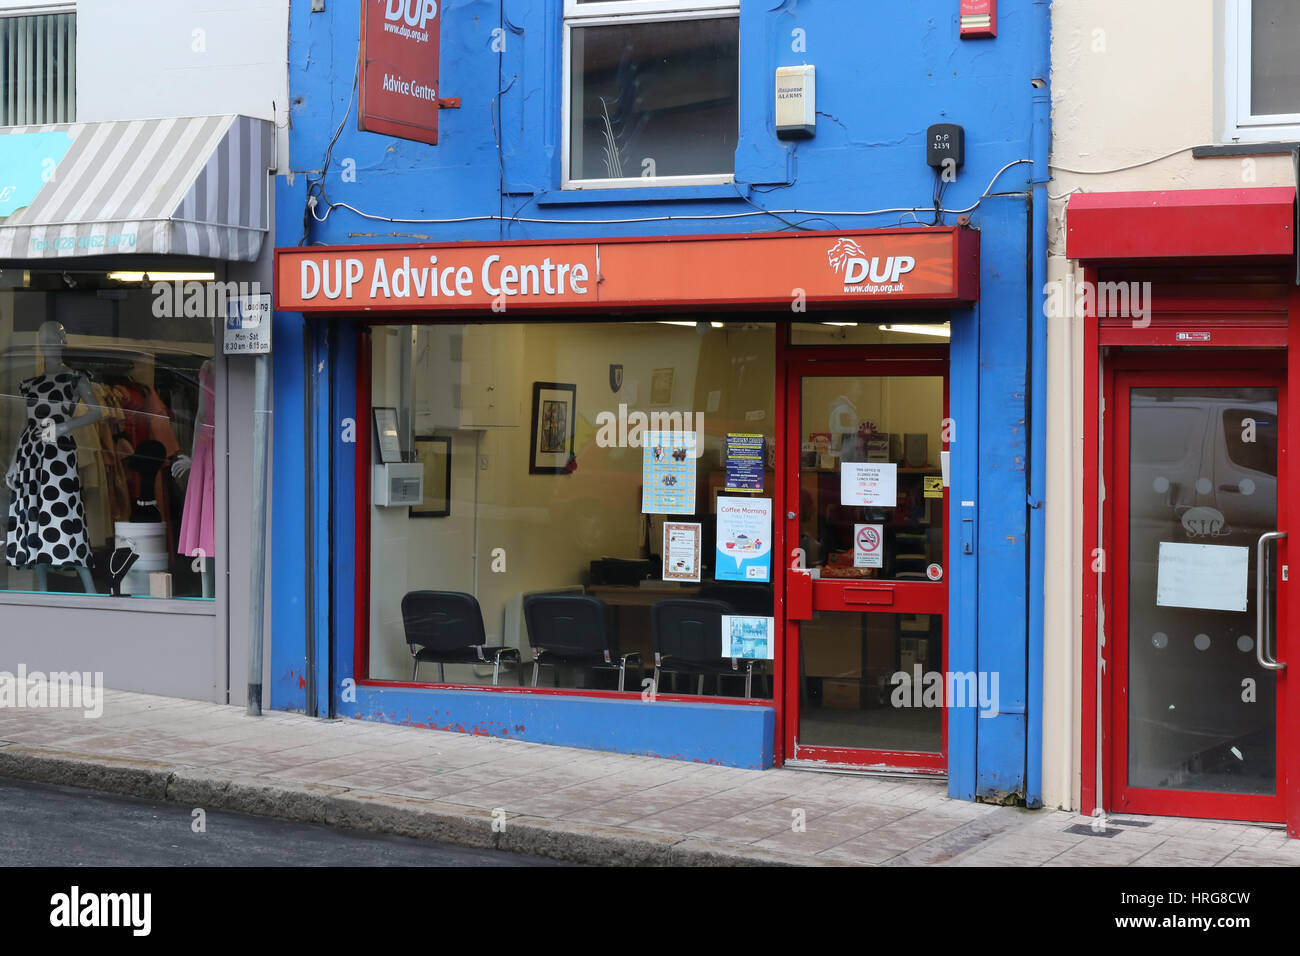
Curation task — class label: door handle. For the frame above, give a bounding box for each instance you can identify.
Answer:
[1256,531,1287,671]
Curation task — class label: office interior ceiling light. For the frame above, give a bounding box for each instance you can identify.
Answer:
[880,324,951,338]
[107,271,217,283]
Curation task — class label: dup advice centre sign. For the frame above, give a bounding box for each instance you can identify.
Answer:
[359,0,442,146]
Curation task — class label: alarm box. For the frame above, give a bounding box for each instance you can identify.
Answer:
[373,463,424,507]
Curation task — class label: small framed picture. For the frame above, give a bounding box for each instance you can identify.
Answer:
[372,407,402,463]
[650,367,675,406]
[410,435,452,518]
[529,382,576,474]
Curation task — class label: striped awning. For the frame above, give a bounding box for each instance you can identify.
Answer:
[0,114,272,262]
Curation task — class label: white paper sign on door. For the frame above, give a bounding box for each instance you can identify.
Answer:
[1156,542,1250,613]
[841,462,897,507]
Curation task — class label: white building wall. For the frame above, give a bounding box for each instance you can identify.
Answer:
[1,0,289,167]
[1044,0,1297,811]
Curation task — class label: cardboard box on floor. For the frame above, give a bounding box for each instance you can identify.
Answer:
[801,619,861,678]
[822,678,862,710]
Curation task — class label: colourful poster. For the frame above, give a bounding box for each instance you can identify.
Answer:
[641,430,697,515]
[724,433,765,492]
[662,522,702,582]
[721,615,776,660]
[715,496,772,582]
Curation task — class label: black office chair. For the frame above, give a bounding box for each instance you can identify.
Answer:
[523,594,641,691]
[651,598,754,698]
[697,584,774,697]
[401,591,521,685]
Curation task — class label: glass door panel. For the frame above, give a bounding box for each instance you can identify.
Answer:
[787,367,948,768]
[1114,372,1287,823]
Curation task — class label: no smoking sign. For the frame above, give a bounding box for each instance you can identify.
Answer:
[853,523,883,569]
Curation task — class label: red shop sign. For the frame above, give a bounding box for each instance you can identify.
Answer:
[359,0,443,146]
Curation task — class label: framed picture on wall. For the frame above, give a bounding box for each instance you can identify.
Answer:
[530,382,576,474]
[372,406,403,463]
[650,367,675,405]
[410,435,452,517]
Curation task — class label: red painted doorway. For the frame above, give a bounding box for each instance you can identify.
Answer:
[1107,361,1289,823]
[781,355,950,772]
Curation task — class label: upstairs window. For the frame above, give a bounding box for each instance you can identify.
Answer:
[1224,0,1300,141]
[0,10,75,126]
[563,0,739,188]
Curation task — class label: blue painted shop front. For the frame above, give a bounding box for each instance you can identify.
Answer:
[269,0,1049,801]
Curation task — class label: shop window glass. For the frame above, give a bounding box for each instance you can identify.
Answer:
[368,320,775,700]
[1222,407,1276,476]
[0,270,218,599]
[566,1,739,186]
[789,318,950,346]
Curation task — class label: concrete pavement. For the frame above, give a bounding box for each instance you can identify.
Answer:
[1,689,1297,866]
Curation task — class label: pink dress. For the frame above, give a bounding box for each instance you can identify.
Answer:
[177,362,215,559]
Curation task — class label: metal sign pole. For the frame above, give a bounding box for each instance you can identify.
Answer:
[247,348,270,716]
[226,292,274,717]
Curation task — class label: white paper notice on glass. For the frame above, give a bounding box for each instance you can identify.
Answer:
[1156,542,1250,613]
[841,462,897,507]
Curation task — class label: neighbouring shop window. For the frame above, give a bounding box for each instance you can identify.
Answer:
[0,11,76,126]
[0,270,218,600]
[1225,0,1300,140]
[368,320,776,700]
[565,0,739,187]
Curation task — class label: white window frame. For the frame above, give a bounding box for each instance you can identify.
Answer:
[562,0,740,190]
[0,2,74,14]
[1223,0,1300,142]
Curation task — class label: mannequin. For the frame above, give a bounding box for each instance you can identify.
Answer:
[3,321,102,593]
[172,359,215,598]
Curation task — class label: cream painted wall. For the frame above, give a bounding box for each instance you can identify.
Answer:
[1043,1,1297,812]
[368,321,776,683]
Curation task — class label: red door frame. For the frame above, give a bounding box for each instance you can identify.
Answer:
[1080,266,1300,836]
[1107,362,1288,822]
[780,351,950,772]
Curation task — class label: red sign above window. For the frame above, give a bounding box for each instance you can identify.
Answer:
[358,0,442,146]
[274,228,980,313]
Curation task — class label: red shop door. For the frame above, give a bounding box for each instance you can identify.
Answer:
[1110,366,1289,822]
[782,358,949,771]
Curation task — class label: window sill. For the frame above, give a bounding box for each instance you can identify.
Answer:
[0,591,217,615]
[536,183,750,206]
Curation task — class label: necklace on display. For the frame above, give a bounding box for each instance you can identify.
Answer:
[109,548,136,577]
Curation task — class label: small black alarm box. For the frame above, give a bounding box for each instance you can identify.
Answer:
[926,124,965,169]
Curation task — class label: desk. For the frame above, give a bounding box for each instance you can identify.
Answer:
[586,584,700,671]
[587,584,701,607]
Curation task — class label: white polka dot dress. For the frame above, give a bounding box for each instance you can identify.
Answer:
[4,371,92,569]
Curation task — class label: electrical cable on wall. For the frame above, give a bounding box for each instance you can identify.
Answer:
[308,158,1033,231]
[301,51,361,246]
